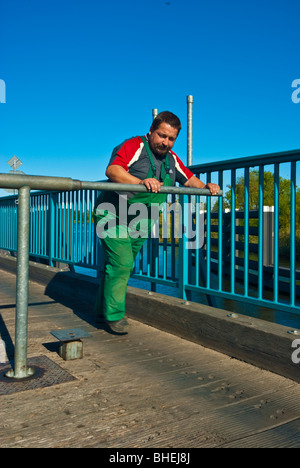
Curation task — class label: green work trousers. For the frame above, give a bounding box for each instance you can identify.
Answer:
[94,199,150,322]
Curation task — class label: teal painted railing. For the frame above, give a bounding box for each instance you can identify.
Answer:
[190,148,300,314]
[0,148,299,317]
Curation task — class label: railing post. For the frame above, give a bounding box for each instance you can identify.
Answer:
[178,194,188,300]
[5,185,35,379]
[187,95,193,167]
[48,192,56,267]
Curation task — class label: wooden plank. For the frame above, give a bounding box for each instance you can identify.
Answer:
[125,288,300,383]
[1,265,300,447]
[221,418,300,448]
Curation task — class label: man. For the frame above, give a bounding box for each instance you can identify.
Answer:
[94,111,220,334]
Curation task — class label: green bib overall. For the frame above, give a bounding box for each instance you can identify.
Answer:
[94,137,174,322]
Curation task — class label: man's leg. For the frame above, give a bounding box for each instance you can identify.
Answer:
[100,235,135,322]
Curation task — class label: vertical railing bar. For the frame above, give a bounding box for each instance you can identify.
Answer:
[83,190,87,263]
[171,193,176,281]
[34,195,37,254]
[258,165,264,300]
[33,195,37,255]
[74,190,78,263]
[80,190,83,263]
[70,191,74,264]
[43,194,46,258]
[43,194,46,256]
[41,194,44,255]
[49,193,55,267]
[163,200,168,280]
[31,196,34,255]
[195,194,200,286]
[39,194,42,255]
[31,196,35,254]
[206,174,211,290]
[38,194,41,254]
[45,194,48,257]
[178,194,188,299]
[290,161,296,307]
[147,228,151,277]
[37,195,39,254]
[63,192,67,261]
[230,169,236,294]
[54,193,58,262]
[29,196,33,254]
[93,190,98,267]
[88,190,93,265]
[274,164,279,303]
[244,167,249,297]
[40,194,42,256]
[66,191,70,262]
[218,170,223,292]
[59,192,62,261]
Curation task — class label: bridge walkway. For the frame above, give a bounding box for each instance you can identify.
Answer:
[1,269,300,448]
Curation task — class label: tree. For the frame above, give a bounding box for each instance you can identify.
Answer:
[223,169,300,231]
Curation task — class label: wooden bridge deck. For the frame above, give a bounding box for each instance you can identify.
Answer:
[1,269,300,448]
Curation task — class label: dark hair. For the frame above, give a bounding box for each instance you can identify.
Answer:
[151,111,181,134]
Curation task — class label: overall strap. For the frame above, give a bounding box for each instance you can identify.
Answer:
[141,136,157,178]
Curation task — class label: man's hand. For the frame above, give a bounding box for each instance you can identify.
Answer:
[139,178,163,193]
[206,182,220,196]
[184,176,220,195]
[106,165,163,193]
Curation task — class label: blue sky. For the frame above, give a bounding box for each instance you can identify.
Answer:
[0,0,299,197]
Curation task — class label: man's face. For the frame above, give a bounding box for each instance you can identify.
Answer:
[148,122,179,157]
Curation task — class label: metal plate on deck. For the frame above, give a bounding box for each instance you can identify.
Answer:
[0,355,76,396]
[50,328,91,342]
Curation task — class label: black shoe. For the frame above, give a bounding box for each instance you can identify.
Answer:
[105,318,130,334]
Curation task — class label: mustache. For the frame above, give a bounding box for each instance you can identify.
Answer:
[156,144,169,151]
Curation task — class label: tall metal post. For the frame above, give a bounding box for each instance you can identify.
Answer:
[152,108,158,120]
[6,185,35,379]
[187,95,193,167]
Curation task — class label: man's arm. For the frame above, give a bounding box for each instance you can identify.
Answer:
[184,175,220,196]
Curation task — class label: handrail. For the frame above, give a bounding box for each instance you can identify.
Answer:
[190,148,300,173]
[0,173,223,196]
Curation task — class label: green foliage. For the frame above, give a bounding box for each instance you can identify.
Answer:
[223,169,300,223]
[223,169,300,257]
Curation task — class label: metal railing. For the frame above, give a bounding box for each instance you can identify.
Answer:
[190,148,300,313]
[0,172,221,379]
[0,146,299,378]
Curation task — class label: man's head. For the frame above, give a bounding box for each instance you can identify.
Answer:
[148,111,181,157]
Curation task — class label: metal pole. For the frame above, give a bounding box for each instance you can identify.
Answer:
[187,95,193,167]
[5,185,35,379]
[0,173,222,196]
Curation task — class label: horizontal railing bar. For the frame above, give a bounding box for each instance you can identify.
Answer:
[0,173,223,196]
[190,148,300,173]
